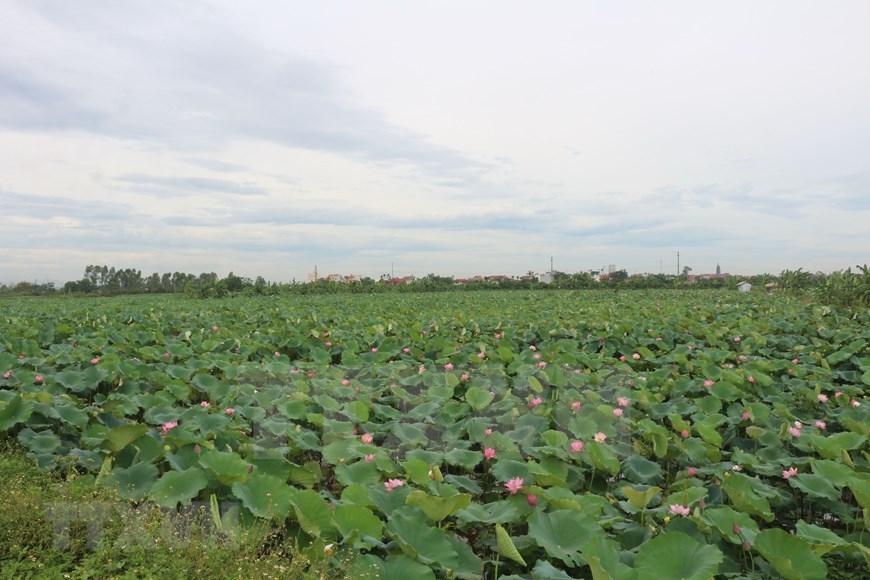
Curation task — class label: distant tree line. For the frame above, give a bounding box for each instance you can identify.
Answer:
[1,264,866,307]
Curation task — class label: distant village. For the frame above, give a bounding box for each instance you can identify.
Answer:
[306,263,758,290]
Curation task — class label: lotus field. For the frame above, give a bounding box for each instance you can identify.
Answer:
[0,290,867,578]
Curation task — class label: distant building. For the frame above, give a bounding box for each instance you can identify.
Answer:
[687,272,730,282]
[608,264,617,274]
[716,263,721,275]
[737,281,752,292]
[539,272,554,284]
[389,276,415,285]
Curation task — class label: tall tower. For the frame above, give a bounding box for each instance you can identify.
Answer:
[716,263,721,276]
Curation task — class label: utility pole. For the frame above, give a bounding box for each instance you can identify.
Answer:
[550,256,554,273]
[314,265,318,281]
[676,252,680,276]
[391,262,394,278]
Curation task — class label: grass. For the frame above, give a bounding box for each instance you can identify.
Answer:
[0,442,349,579]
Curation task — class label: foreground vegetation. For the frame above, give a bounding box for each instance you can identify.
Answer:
[0,443,336,578]
[1,290,867,578]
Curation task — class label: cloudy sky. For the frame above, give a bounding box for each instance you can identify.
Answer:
[2,1,868,284]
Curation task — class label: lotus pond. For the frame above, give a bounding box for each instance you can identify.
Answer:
[0,290,867,578]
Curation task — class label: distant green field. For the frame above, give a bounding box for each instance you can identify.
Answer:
[1,290,867,578]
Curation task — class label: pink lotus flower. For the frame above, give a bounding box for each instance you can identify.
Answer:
[851,399,861,407]
[747,375,755,383]
[444,363,454,371]
[3,371,11,379]
[529,397,543,409]
[495,333,502,339]
[632,353,641,360]
[669,504,690,516]
[742,411,751,420]
[688,467,697,476]
[274,351,281,356]
[533,353,541,360]
[570,440,584,453]
[460,373,470,380]
[619,355,626,361]
[788,427,801,437]
[834,391,843,398]
[90,357,100,364]
[200,401,210,408]
[384,479,404,490]
[617,397,629,407]
[307,371,316,377]
[365,454,374,462]
[225,408,235,415]
[537,361,547,367]
[34,374,44,383]
[342,379,350,386]
[732,465,743,472]
[526,494,538,506]
[485,428,493,436]
[361,433,374,445]
[703,380,715,388]
[613,408,623,417]
[529,346,537,351]
[681,429,689,439]
[571,401,582,410]
[403,347,410,353]
[477,352,485,359]
[212,325,219,331]
[815,421,826,429]
[792,358,799,364]
[782,467,798,479]
[194,444,201,453]
[18,355,25,359]
[418,365,426,374]
[483,447,496,460]
[161,421,178,436]
[733,337,741,343]
[162,352,171,358]
[817,393,828,403]
[371,347,378,353]
[504,477,524,495]
[325,342,333,347]
[593,432,607,443]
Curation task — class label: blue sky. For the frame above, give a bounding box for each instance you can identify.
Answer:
[1,0,868,284]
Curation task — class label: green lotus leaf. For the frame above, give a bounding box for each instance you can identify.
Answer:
[495,523,526,566]
[406,490,472,522]
[150,467,208,507]
[386,506,459,568]
[105,461,159,501]
[231,473,295,519]
[334,504,383,546]
[622,455,664,485]
[198,449,251,485]
[788,474,840,501]
[289,488,336,539]
[0,395,33,430]
[528,509,604,567]
[754,528,827,580]
[635,532,723,580]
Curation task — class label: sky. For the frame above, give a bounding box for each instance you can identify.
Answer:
[1,0,869,285]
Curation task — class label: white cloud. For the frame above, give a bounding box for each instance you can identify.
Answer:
[1,0,868,284]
